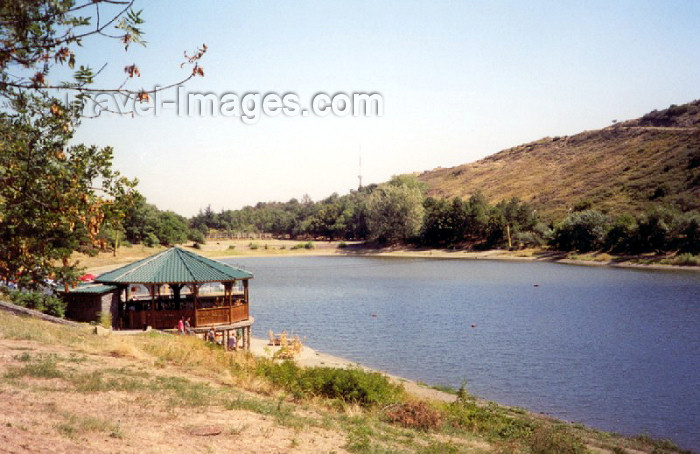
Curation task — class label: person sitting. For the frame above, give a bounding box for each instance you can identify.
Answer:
[227,333,237,351]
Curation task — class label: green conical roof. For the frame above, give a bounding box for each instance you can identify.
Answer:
[95,247,253,284]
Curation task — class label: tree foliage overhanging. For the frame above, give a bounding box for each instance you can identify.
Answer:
[0,1,205,289]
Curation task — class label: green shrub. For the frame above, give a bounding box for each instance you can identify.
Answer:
[97,311,112,329]
[304,241,314,249]
[551,210,609,252]
[228,245,236,250]
[256,360,403,407]
[338,241,348,249]
[187,230,206,245]
[443,387,535,442]
[143,233,159,247]
[249,242,259,250]
[671,253,700,266]
[9,290,66,318]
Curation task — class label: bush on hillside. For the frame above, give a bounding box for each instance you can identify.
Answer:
[8,290,66,318]
[256,360,403,407]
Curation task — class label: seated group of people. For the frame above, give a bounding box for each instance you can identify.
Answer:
[207,326,238,351]
[176,317,239,351]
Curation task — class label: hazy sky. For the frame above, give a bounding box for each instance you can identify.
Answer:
[70,1,700,216]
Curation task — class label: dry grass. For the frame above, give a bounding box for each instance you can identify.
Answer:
[0,310,690,453]
[418,102,700,221]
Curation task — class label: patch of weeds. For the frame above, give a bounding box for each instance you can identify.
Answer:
[529,425,585,454]
[443,386,535,443]
[4,354,63,379]
[4,421,28,431]
[56,421,77,438]
[670,253,700,266]
[416,441,461,454]
[103,367,150,379]
[633,434,690,453]
[385,401,442,431]
[428,384,457,394]
[151,376,214,407]
[55,413,122,440]
[110,423,124,439]
[66,353,87,363]
[12,352,32,362]
[343,424,400,453]
[225,395,309,430]
[344,419,375,453]
[71,370,143,393]
[229,423,248,435]
[290,242,314,250]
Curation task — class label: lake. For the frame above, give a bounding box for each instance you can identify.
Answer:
[223,256,700,451]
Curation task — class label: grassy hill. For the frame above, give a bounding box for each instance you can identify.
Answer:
[417,100,700,221]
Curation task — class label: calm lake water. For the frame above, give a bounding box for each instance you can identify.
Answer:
[224,256,700,451]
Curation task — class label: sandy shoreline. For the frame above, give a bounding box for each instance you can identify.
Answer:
[210,249,700,273]
[79,238,699,274]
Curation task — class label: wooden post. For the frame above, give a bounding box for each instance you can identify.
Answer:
[243,279,249,304]
[192,284,199,327]
[149,284,155,329]
[224,281,232,324]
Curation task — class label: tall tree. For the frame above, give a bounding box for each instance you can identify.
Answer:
[365,180,425,244]
[0,1,205,288]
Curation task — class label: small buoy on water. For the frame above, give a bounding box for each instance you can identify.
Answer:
[533,284,539,287]
[371,313,377,317]
[471,324,476,328]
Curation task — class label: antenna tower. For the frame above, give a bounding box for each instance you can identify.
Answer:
[358,148,363,190]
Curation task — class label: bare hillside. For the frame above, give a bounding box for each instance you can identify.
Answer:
[418,100,700,221]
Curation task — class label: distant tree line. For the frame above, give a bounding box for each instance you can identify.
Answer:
[184,175,540,249]
[551,208,699,254]
[110,175,698,256]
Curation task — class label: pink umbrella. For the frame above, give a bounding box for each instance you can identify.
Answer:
[79,273,96,282]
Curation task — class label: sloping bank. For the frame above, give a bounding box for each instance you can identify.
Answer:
[0,305,691,453]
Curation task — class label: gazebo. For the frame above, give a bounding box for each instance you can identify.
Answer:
[92,246,254,348]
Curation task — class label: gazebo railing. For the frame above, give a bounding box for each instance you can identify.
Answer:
[196,304,249,327]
